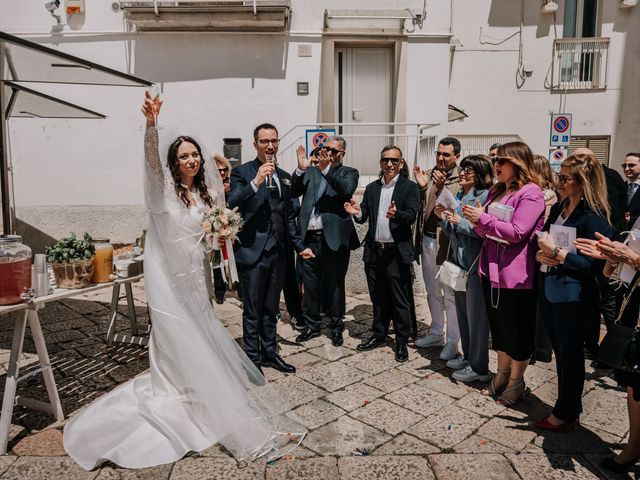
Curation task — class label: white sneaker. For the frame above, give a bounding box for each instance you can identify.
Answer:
[414,333,445,348]
[439,341,459,361]
[452,365,491,383]
[446,356,468,370]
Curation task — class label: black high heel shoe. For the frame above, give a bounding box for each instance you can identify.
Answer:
[601,455,640,473]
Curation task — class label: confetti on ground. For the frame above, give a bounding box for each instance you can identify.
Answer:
[351,448,370,456]
[363,400,370,406]
[479,440,488,445]
[447,424,453,430]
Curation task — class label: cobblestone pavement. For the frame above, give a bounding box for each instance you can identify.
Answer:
[0,281,637,479]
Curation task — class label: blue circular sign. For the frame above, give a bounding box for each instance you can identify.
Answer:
[554,116,570,133]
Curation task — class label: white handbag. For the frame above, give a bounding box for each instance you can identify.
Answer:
[436,260,469,292]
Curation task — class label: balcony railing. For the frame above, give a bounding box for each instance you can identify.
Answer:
[551,37,610,91]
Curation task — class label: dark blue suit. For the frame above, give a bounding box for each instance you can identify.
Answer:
[291,163,359,335]
[537,200,611,422]
[355,175,419,345]
[228,158,303,365]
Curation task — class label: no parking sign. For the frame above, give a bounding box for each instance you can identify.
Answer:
[305,129,335,156]
[550,113,572,147]
[548,147,567,172]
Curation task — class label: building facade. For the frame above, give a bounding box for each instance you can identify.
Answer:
[0,0,638,290]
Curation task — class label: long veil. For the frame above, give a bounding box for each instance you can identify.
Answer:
[63,125,306,470]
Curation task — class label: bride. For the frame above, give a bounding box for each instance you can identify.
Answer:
[63,92,306,470]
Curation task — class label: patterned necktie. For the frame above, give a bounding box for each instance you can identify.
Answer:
[628,183,638,205]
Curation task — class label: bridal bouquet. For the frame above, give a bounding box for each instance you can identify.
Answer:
[202,205,243,286]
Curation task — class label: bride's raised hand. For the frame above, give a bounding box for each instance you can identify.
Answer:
[142,90,163,127]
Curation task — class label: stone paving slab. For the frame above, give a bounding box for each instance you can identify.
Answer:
[476,415,538,451]
[406,404,487,449]
[170,457,264,480]
[298,361,369,393]
[323,382,385,412]
[349,398,423,436]
[384,381,455,417]
[362,369,418,394]
[95,464,172,480]
[291,398,347,430]
[505,453,600,480]
[303,415,391,456]
[452,435,517,454]
[428,453,520,480]
[338,455,435,480]
[372,433,440,455]
[265,457,338,480]
[0,457,100,480]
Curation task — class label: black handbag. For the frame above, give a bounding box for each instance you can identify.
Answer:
[598,277,640,373]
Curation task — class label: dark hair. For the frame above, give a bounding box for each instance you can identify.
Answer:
[167,136,213,209]
[253,123,278,141]
[310,146,324,158]
[626,152,640,160]
[489,143,502,152]
[460,154,494,190]
[378,145,408,178]
[439,136,461,155]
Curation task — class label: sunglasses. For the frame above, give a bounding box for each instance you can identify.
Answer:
[457,167,475,175]
[380,157,402,165]
[218,168,229,175]
[435,151,454,159]
[622,163,638,169]
[557,174,575,184]
[325,147,344,155]
[492,157,510,166]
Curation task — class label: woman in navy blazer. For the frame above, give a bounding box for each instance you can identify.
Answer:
[535,153,612,431]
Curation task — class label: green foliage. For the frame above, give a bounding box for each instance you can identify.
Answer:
[45,232,95,264]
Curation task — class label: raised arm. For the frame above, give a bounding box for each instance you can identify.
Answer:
[141,91,164,177]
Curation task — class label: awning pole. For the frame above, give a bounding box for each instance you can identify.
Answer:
[0,42,14,234]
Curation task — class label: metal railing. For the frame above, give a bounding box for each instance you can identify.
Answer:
[277,122,439,186]
[551,37,610,91]
[454,134,523,156]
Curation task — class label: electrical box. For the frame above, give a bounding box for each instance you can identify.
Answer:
[66,0,85,15]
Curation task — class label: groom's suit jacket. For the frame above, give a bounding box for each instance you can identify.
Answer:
[228,158,303,266]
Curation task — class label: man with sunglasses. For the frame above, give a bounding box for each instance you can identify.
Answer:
[344,146,419,362]
[228,123,314,375]
[292,136,360,347]
[412,137,462,361]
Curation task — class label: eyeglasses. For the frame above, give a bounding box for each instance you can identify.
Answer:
[557,174,575,184]
[457,167,475,175]
[492,157,509,166]
[257,139,280,146]
[622,163,638,169]
[326,147,344,155]
[218,168,228,175]
[380,157,402,165]
[435,151,454,159]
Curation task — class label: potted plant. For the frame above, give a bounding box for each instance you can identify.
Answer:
[45,232,96,289]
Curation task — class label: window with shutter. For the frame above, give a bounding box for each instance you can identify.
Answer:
[569,135,610,166]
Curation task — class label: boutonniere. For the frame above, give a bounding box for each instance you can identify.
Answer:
[282,178,292,188]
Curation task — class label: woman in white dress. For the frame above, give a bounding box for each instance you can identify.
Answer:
[63,93,306,470]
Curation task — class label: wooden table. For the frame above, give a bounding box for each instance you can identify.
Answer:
[0,274,146,454]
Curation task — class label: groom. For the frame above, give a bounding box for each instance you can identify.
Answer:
[228,123,314,374]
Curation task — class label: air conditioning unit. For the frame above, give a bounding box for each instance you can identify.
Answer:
[619,0,638,8]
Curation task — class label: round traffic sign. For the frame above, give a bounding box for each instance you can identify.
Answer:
[552,150,566,161]
[312,132,329,148]
[553,116,570,133]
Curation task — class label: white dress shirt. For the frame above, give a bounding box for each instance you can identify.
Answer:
[374,174,399,242]
[296,164,331,231]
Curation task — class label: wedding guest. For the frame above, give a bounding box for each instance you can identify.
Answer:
[489,143,501,159]
[576,234,640,473]
[413,137,461,361]
[228,123,314,374]
[292,138,360,347]
[535,153,611,431]
[344,145,419,362]
[212,154,232,304]
[531,154,558,363]
[462,141,545,407]
[435,155,494,382]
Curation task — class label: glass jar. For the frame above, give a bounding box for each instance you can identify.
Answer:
[0,235,33,305]
[91,238,113,283]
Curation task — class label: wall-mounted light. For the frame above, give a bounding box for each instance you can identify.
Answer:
[541,1,559,13]
[619,0,638,8]
[297,82,309,96]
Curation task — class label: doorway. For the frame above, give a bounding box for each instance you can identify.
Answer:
[335,47,393,179]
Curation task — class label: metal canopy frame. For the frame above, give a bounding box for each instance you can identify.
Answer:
[0,31,152,234]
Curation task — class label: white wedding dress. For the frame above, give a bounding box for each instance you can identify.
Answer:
[63,127,306,470]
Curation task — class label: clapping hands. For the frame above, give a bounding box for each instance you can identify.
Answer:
[344,198,361,216]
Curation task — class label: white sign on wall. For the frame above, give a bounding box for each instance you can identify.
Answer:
[550,113,572,147]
